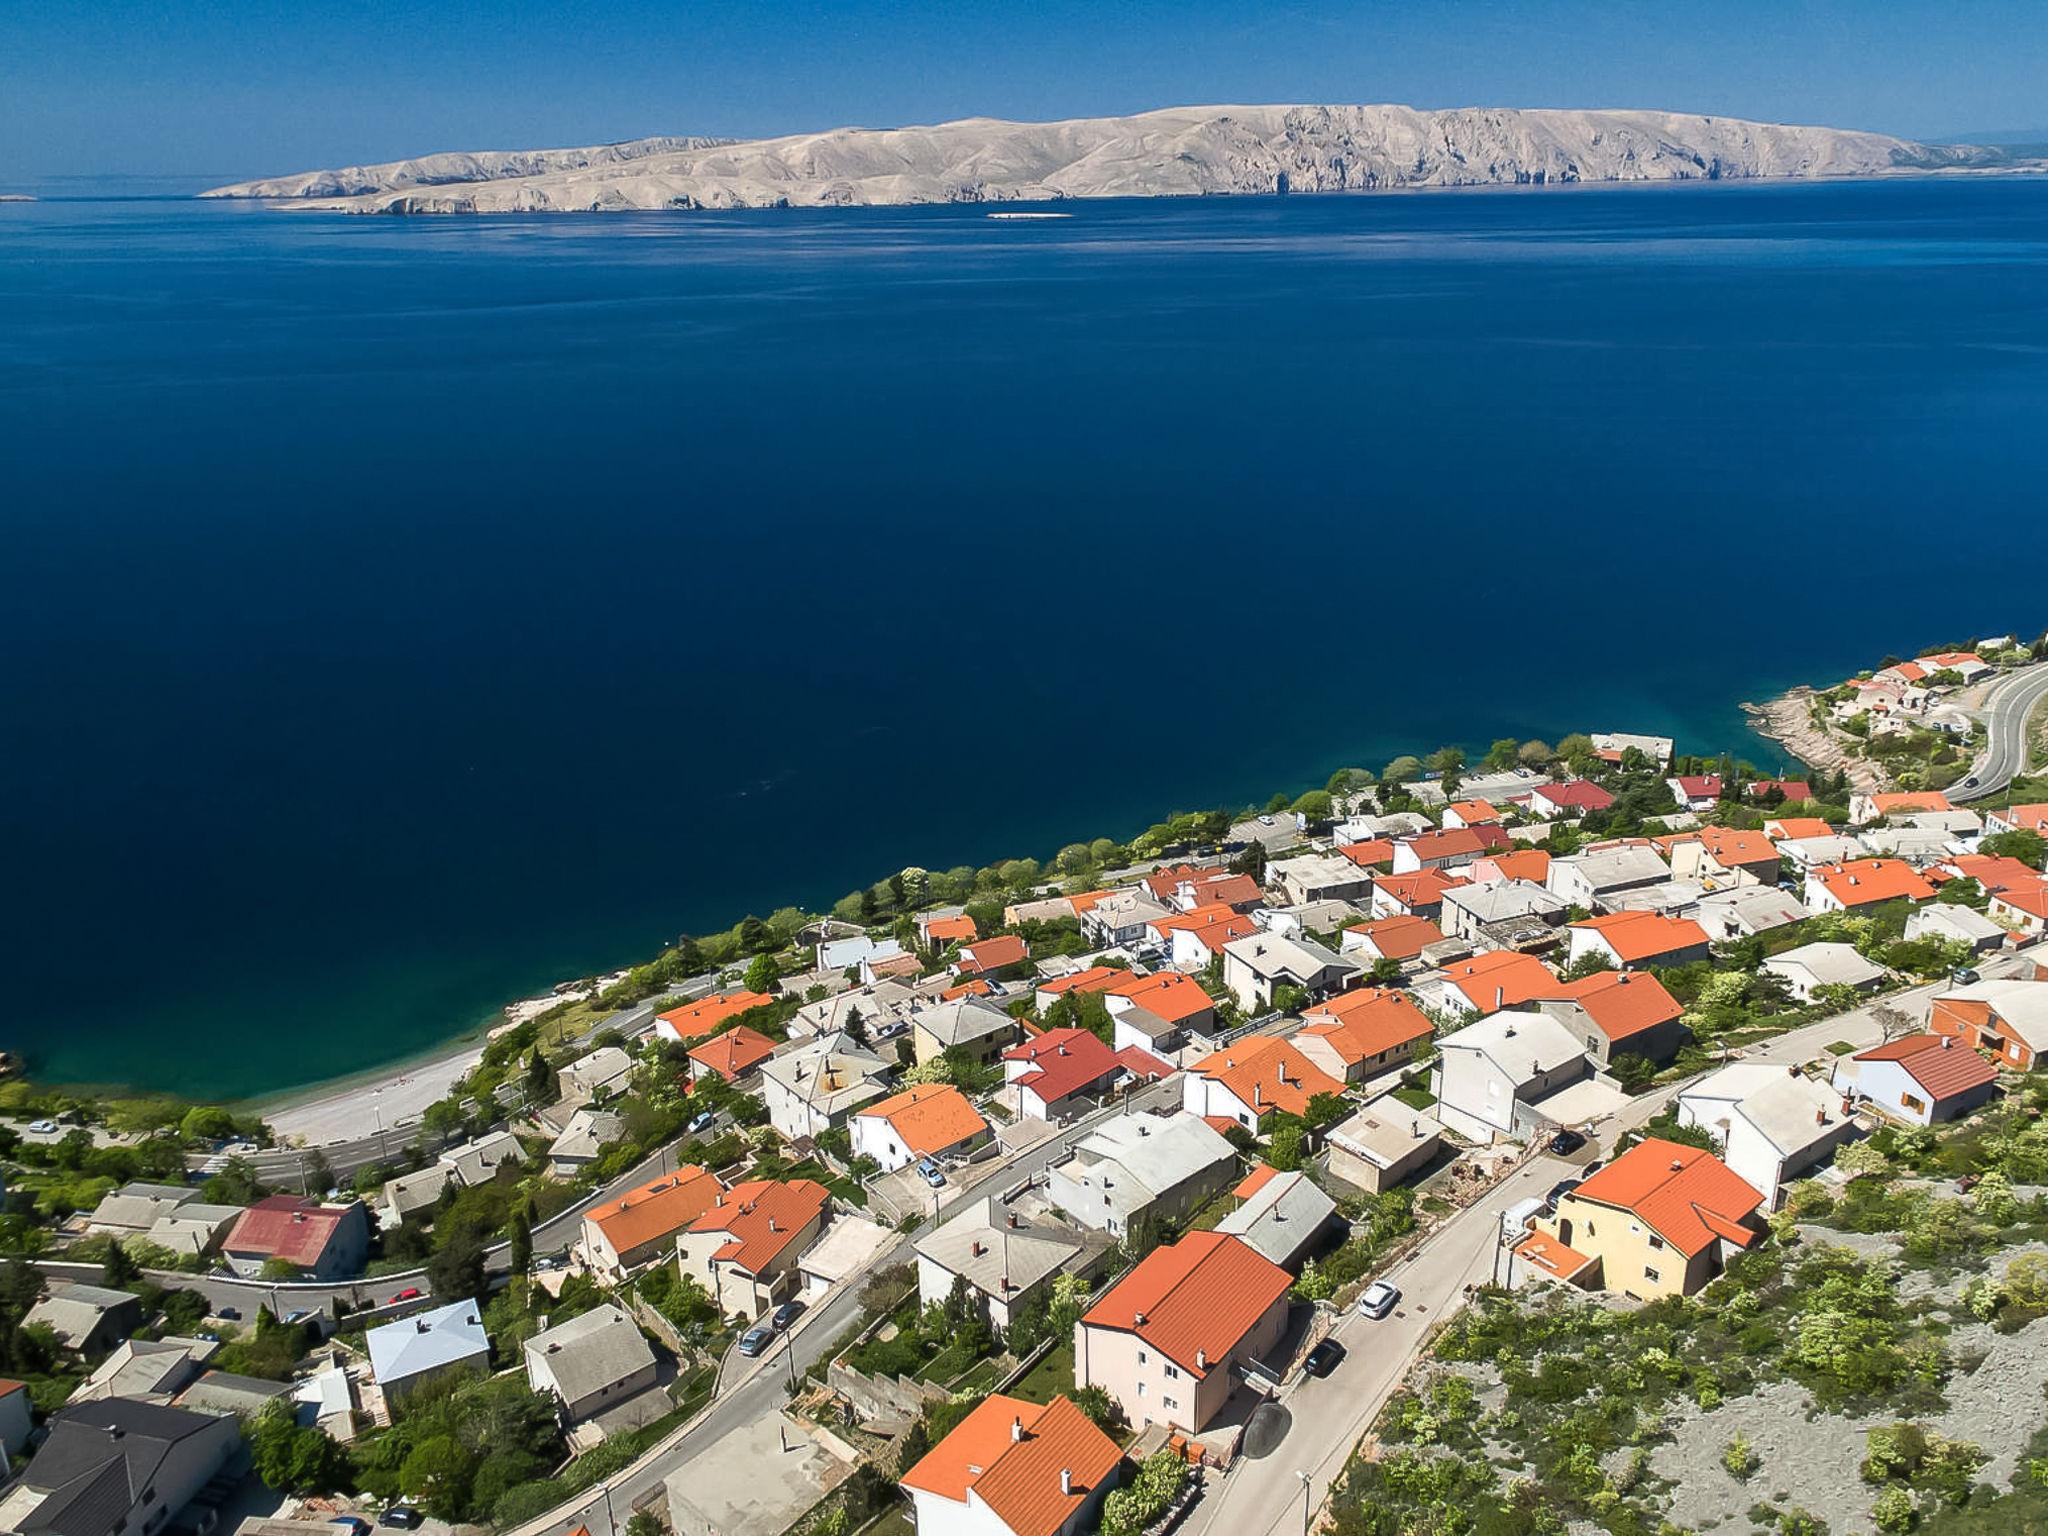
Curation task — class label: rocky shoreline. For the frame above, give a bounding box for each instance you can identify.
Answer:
[1741,686,1886,791]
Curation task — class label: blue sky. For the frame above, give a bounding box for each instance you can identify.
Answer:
[4,0,2045,182]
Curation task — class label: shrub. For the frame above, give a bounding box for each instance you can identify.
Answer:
[1725,1434,1760,1480]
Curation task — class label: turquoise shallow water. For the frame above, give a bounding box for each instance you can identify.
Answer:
[3,177,2046,1101]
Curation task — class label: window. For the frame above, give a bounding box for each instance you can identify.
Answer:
[1644,1266,1661,1283]
[1137,1381,1147,1397]
[1163,1396,1178,1410]
[1647,1235,1664,1251]
[1902,1093,1927,1114]
[1137,1349,1148,1364]
[1164,1364,1180,1379]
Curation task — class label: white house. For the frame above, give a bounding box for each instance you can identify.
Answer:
[1219,931,1359,1013]
[1546,846,1672,909]
[899,1394,1121,1536]
[1905,903,2007,954]
[366,1299,490,1406]
[914,1198,1086,1331]
[1045,1112,1235,1237]
[1761,941,1887,1003]
[759,1029,892,1142]
[1429,1010,1590,1145]
[1676,1064,1857,1208]
[1832,1034,1998,1126]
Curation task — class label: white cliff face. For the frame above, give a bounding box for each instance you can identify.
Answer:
[203,104,2000,213]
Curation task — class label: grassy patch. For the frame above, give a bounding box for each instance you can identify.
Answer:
[1391,1084,1436,1111]
[1007,1339,1076,1405]
[1827,1041,1858,1056]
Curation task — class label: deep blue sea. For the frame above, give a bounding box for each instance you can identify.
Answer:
[4,177,2047,1101]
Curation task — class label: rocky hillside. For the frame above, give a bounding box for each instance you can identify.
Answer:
[204,104,2006,213]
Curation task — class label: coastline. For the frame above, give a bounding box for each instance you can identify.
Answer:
[1740,686,1886,791]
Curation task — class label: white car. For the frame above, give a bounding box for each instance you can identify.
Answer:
[1357,1280,1400,1319]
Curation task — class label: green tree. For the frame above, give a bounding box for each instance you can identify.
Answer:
[1267,1120,1306,1171]
[1293,789,1334,825]
[1483,737,1521,771]
[427,1231,487,1304]
[743,951,782,994]
[1517,739,1555,768]
[1981,828,2046,866]
[249,1397,349,1493]
[1382,755,1422,788]
[507,1199,533,1274]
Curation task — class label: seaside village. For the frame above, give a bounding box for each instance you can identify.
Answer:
[6,637,2048,1536]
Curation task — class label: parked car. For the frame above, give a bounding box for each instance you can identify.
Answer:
[532,1253,566,1272]
[770,1300,804,1331]
[216,1306,241,1322]
[284,1309,315,1326]
[1357,1280,1400,1319]
[26,1120,56,1135]
[687,1110,715,1136]
[1952,967,1982,986]
[329,1519,371,1536]
[738,1324,774,1357]
[917,1158,946,1188]
[1302,1339,1346,1377]
[1548,1128,1586,1156]
[389,1287,422,1304]
[1543,1177,1582,1212]
[380,1510,424,1530]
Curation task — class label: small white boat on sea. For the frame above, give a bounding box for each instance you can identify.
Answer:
[986,211,1071,220]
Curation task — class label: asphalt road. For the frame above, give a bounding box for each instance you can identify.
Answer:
[510,1076,1186,1536]
[1952,661,2048,803]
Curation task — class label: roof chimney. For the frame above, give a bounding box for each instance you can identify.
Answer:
[1196,1348,1207,1370]
[1060,1469,1073,1496]
[1670,1159,1684,1171]
[1012,1415,1024,1442]
[1133,1311,1147,1325]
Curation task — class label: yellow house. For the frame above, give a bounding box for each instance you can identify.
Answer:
[1520,1138,1763,1301]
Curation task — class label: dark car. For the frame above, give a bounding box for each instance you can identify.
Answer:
[380,1509,424,1530]
[1544,1177,1582,1211]
[1302,1339,1347,1377]
[1548,1128,1586,1156]
[738,1324,774,1357]
[770,1300,804,1332]
[217,1306,241,1322]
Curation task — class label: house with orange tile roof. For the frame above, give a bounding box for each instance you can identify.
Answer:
[1143,864,1262,914]
[1849,789,1954,826]
[1524,1137,1762,1299]
[1565,911,1711,971]
[899,1393,1123,1536]
[1763,815,1835,842]
[1181,1037,1345,1129]
[956,934,1031,978]
[920,911,979,949]
[1990,877,2048,937]
[1661,826,1784,889]
[1928,979,2048,1071]
[1157,904,1260,970]
[1389,824,1511,875]
[1533,969,1686,1066]
[1936,854,2043,897]
[1339,913,1445,967]
[851,1083,992,1172]
[1441,798,1503,830]
[1665,773,1725,812]
[654,989,774,1045]
[1334,838,1395,871]
[1076,1231,1292,1433]
[1831,1034,1998,1126]
[685,1024,778,1085]
[579,1166,724,1278]
[1467,849,1551,888]
[1295,988,1435,1084]
[1747,778,1815,804]
[1987,803,2048,838]
[1033,966,1122,1012]
[1367,868,1469,922]
[1428,948,1559,1018]
[1100,970,1215,1054]
[1804,857,1936,913]
[674,1177,832,1317]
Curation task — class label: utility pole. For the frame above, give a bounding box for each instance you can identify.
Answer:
[1297,1469,1313,1536]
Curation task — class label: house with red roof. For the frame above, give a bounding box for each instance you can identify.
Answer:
[1804,857,1936,913]
[1295,988,1435,1083]
[1533,969,1687,1066]
[1527,780,1615,819]
[674,1177,832,1318]
[1101,970,1216,1052]
[1987,803,2048,838]
[1075,1231,1292,1433]
[1467,849,1552,888]
[1832,1034,1999,1126]
[1747,779,1815,805]
[221,1195,371,1281]
[1441,798,1503,830]
[899,1393,1123,1536]
[685,1024,778,1084]
[1335,838,1395,871]
[851,1083,992,1172]
[1154,903,1260,971]
[1523,1137,1763,1300]
[1665,774,1725,812]
[1003,1028,1126,1120]
[920,912,979,949]
[1565,911,1711,971]
[1849,790,1953,826]
[1339,914,1445,966]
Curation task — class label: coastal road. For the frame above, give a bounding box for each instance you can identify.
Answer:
[509,1076,1187,1536]
[1952,661,2048,803]
[1186,936,2046,1536]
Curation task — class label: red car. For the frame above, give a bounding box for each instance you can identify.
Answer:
[389,1287,422,1304]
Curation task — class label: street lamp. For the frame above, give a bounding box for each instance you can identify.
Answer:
[1297,1469,1312,1536]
